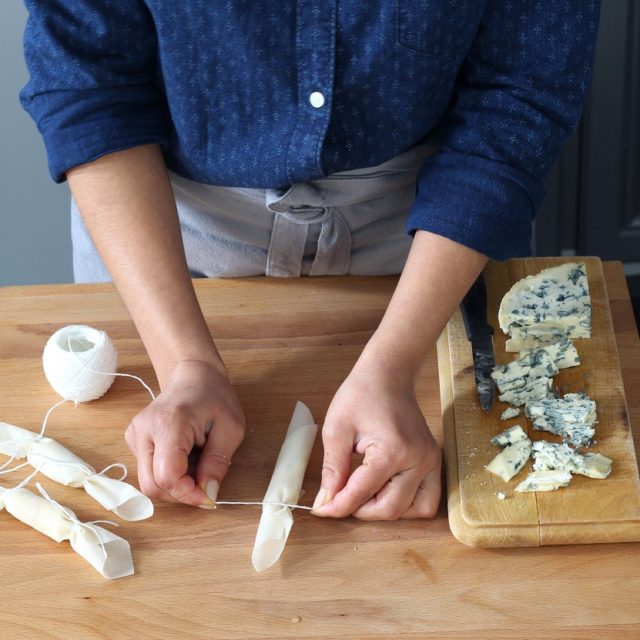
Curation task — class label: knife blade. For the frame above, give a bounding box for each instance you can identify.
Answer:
[460,273,495,412]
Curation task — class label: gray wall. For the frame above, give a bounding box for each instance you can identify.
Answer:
[0,2,72,286]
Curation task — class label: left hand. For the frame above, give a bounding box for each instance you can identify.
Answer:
[311,359,442,520]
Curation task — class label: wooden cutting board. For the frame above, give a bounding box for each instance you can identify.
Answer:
[437,257,640,547]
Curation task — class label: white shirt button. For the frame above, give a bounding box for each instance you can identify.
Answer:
[309,91,325,108]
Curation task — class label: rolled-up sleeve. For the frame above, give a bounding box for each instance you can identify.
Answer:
[20,0,168,183]
[406,1,600,260]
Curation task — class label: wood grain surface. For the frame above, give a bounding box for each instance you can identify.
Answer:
[438,257,640,547]
[0,272,638,640]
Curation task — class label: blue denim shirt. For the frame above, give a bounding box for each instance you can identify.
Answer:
[21,1,600,260]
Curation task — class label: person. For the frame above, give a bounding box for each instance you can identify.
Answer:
[20,1,600,520]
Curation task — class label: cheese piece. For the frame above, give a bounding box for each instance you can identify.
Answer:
[499,262,591,350]
[525,393,596,448]
[490,424,528,447]
[485,438,532,482]
[519,337,580,370]
[506,324,571,352]
[500,406,521,420]
[531,440,575,471]
[491,349,558,394]
[515,470,572,492]
[574,453,613,479]
[498,376,552,407]
[532,441,612,479]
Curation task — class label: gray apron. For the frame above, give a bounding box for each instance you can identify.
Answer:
[71,142,436,282]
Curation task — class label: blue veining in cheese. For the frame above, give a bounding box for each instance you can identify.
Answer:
[532,440,612,479]
[490,424,528,446]
[498,376,552,407]
[485,437,532,482]
[499,262,591,351]
[525,393,596,448]
[491,349,558,394]
[519,337,580,370]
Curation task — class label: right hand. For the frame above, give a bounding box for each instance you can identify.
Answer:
[125,359,246,507]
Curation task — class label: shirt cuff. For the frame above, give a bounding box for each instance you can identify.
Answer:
[22,88,168,183]
[405,152,546,260]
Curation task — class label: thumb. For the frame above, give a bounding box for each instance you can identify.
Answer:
[195,415,245,504]
[312,417,354,514]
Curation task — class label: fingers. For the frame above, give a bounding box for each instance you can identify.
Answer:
[126,411,209,507]
[152,428,208,507]
[312,438,443,520]
[352,467,421,521]
[311,416,355,512]
[312,443,395,518]
[354,446,442,520]
[125,424,177,504]
[402,454,443,519]
[195,413,245,503]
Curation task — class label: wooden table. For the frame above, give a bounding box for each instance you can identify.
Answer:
[0,265,638,640]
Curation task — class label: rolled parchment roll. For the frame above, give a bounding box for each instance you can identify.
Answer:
[251,401,318,572]
[0,422,153,521]
[0,485,134,579]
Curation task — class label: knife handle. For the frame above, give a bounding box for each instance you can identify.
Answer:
[460,273,494,341]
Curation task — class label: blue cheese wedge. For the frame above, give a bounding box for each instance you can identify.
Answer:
[500,407,521,420]
[519,337,580,370]
[532,441,612,479]
[485,438,532,482]
[498,262,591,351]
[515,470,572,492]
[525,393,596,447]
[490,424,528,447]
[491,349,558,394]
[498,376,552,407]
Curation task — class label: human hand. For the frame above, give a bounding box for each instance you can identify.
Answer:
[124,359,245,507]
[311,361,441,520]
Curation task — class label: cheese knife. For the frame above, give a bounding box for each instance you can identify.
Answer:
[460,273,495,412]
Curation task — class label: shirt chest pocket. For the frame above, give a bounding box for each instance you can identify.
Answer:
[395,0,485,60]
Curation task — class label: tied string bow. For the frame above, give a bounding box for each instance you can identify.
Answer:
[35,482,118,560]
[0,449,129,485]
[0,455,127,498]
[24,455,129,482]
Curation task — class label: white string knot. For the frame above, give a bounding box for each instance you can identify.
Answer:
[36,482,118,559]
[19,454,129,483]
[96,463,128,482]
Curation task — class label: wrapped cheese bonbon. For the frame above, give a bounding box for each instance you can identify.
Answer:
[0,484,134,579]
[251,401,317,572]
[0,422,153,521]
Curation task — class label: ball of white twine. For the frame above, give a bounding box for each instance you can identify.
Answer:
[42,325,118,402]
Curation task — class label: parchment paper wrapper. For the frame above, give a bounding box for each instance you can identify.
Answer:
[0,422,153,521]
[251,401,317,572]
[0,486,134,579]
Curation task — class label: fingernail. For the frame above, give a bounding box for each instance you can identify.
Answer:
[311,488,332,514]
[206,479,219,503]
